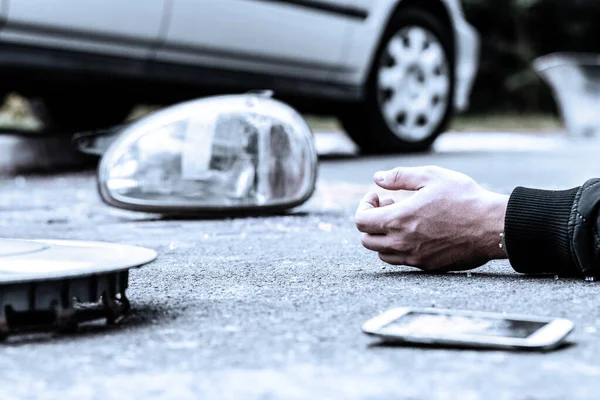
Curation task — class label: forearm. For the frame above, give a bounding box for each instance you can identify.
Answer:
[503,179,600,276]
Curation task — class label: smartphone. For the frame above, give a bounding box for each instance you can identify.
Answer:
[362,307,574,351]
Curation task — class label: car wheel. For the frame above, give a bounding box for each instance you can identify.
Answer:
[341,8,455,154]
[30,94,133,133]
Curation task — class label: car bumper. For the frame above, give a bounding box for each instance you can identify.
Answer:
[452,16,480,112]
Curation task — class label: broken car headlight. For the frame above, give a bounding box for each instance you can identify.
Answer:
[98,93,318,214]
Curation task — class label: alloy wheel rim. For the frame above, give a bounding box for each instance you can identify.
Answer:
[377,26,451,142]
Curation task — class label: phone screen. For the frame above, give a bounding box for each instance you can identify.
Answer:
[383,311,547,338]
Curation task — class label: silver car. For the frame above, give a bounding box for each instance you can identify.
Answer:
[0,0,479,153]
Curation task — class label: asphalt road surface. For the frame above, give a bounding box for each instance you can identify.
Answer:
[1,131,599,400]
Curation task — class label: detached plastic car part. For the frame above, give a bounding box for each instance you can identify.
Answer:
[90,93,318,214]
[534,52,600,138]
[0,239,156,339]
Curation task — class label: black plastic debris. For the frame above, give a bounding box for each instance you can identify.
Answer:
[0,239,156,339]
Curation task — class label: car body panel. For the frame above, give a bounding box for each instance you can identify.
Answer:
[0,0,165,59]
[0,0,478,112]
[0,1,7,21]
[444,0,480,111]
[155,0,353,82]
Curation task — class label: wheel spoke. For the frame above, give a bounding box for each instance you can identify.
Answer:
[412,96,430,115]
[407,27,427,55]
[378,66,405,89]
[421,43,444,72]
[387,37,406,63]
[403,108,419,131]
[382,93,407,122]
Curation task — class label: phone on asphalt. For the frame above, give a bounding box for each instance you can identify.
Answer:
[362,307,574,351]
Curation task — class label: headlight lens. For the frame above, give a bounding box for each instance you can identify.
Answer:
[98,94,318,213]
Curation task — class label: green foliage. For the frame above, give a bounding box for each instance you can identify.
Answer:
[462,0,600,113]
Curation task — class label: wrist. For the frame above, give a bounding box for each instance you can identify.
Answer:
[481,192,509,260]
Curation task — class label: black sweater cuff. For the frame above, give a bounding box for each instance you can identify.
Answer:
[504,186,580,275]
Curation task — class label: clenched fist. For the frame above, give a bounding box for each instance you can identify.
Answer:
[355,166,509,272]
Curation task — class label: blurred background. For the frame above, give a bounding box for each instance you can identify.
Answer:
[463,0,600,116]
[2,0,599,133]
[1,0,600,165]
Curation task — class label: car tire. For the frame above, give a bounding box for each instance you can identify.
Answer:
[340,7,455,154]
[30,94,133,134]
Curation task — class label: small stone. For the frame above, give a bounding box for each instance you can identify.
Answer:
[46,218,68,225]
[318,222,334,232]
[466,272,472,278]
[586,326,597,334]
[554,275,559,280]
[168,242,176,251]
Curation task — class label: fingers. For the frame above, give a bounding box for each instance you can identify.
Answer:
[361,232,411,253]
[361,233,391,253]
[373,166,442,191]
[355,192,392,234]
[355,192,379,214]
[362,235,416,266]
[378,252,419,267]
[379,197,395,207]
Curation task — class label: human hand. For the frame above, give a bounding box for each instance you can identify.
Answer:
[355,166,509,272]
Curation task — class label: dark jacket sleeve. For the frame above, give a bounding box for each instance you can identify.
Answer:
[503,178,600,276]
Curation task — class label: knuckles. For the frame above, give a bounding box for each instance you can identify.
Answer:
[403,220,420,236]
[390,168,404,185]
[354,212,396,234]
[360,233,372,248]
[389,237,410,253]
[354,215,371,233]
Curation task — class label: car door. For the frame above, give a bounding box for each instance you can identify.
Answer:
[0,0,166,59]
[0,0,6,21]
[156,0,356,82]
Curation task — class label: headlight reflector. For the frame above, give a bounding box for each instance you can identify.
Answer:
[98,94,318,214]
